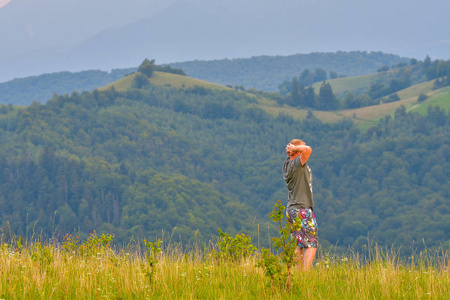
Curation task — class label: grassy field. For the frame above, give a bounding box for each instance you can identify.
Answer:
[396,80,436,100]
[312,73,381,96]
[1,235,449,300]
[100,72,232,92]
[410,86,450,114]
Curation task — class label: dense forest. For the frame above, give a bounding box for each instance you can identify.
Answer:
[0,69,448,253]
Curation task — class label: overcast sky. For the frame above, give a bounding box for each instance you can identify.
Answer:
[0,0,449,81]
[1,0,449,58]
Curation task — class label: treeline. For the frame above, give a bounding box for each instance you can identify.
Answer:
[0,82,448,252]
[170,51,409,91]
[276,56,450,110]
[0,60,185,106]
[0,69,135,105]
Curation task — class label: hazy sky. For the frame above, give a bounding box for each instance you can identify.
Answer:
[1,0,449,82]
[0,0,9,9]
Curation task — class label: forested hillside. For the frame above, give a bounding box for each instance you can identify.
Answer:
[0,69,135,105]
[0,51,408,106]
[0,71,448,252]
[170,51,409,91]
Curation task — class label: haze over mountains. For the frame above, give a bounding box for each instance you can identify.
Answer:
[1,0,450,83]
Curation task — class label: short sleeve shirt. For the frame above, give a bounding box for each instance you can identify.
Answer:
[282,155,314,210]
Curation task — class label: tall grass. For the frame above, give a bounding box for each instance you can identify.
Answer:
[0,233,449,299]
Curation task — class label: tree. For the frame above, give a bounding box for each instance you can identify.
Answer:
[303,87,315,108]
[132,73,150,89]
[329,71,338,79]
[369,83,386,99]
[299,69,314,86]
[417,94,428,102]
[289,77,301,107]
[317,82,339,110]
[138,59,156,78]
[377,65,389,72]
[314,68,327,82]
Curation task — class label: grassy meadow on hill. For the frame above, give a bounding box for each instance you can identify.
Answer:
[101,71,232,93]
[101,69,450,129]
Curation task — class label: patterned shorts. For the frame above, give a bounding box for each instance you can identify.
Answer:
[286,208,318,248]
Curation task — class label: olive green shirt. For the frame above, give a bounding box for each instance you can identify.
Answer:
[283,155,314,210]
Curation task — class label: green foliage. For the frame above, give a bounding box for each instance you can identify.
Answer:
[0,69,134,105]
[30,242,54,267]
[210,229,257,263]
[132,73,151,89]
[257,200,297,289]
[138,58,156,78]
[171,51,409,92]
[61,231,114,257]
[317,81,339,110]
[142,238,162,283]
[0,76,448,253]
[256,248,285,287]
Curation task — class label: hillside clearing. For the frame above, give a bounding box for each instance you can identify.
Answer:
[100,71,232,92]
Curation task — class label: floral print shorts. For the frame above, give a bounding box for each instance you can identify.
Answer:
[286,208,318,248]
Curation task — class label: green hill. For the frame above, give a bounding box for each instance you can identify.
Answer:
[410,86,450,114]
[312,72,384,96]
[0,51,410,106]
[170,51,409,91]
[0,74,448,252]
[101,70,449,131]
[0,69,135,105]
[101,71,233,92]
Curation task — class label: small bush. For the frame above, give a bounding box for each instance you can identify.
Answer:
[210,229,257,263]
[418,93,428,102]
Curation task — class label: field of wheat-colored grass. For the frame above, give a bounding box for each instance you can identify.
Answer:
[1,233,449,300]
[100,72,232,93]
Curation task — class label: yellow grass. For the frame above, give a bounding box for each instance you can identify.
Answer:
[1,239,449,299]
[100,74,136,92]
[396,80,436,100]
[100,72,232,92]
[150,72,232,91]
